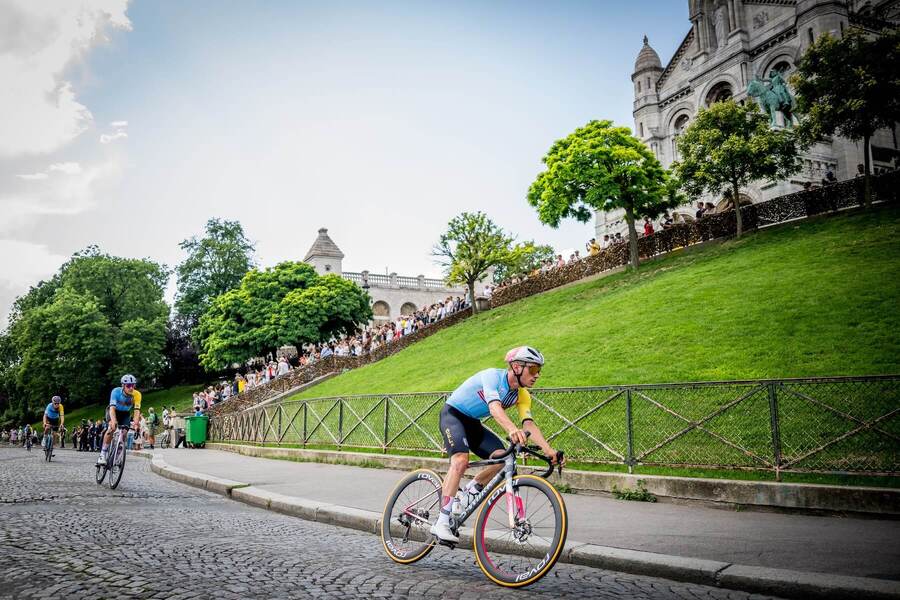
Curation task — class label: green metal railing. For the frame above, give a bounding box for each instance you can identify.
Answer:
[209,376,900,478]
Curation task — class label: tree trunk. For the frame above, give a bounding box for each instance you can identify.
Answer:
[468,281,477,315]
[863,133,872,209]
[732,181,743,238]
[624,206,640,271]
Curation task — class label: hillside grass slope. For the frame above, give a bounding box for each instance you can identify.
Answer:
[293,204,900,399]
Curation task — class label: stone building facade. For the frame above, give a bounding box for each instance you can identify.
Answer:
[303,228,484,321]
[596,0,899,238]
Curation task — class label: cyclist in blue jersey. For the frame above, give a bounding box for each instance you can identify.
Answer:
[42,395,65,456]
[98,374,142,465]
[430,346,563,543]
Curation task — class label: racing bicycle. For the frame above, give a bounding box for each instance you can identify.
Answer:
[95,424,129,489]
[380,434,567,588]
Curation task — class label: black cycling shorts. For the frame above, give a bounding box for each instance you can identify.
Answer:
[106,409,132,430]
[45,417,59,429]
[439,404,504,460]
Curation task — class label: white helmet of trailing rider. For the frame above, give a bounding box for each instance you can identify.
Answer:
[504,346,545,366]
[120,374,137,385]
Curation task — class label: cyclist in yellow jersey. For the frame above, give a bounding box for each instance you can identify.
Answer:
[431,346,564,543]
[98,374,142,465]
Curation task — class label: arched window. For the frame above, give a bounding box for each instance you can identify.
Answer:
[639,122,644,137]
[705,81,733,106]
[400,302,417,316]
[372,301,390,319]
[672,114,690,161]
[771,60,791,76]
[637,80,642,93]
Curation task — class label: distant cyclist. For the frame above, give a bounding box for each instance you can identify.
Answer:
[98,374,142,466]
[431,346,563,543]
[42,395,65,456]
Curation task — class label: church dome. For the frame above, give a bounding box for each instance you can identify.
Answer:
[634,35,662,73]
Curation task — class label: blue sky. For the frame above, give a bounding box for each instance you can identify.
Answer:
[0,0,689,324]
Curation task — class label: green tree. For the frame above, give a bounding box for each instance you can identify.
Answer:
[791,27,900,208]
[492,242,555,284]
[3,248,169,414]
[433,212,520,313]
[175,218,255,331]
[528,120,679,270]
[674,100,799,237]
[195,262,372,370]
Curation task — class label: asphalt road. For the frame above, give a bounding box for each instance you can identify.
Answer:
[0,447,780,599]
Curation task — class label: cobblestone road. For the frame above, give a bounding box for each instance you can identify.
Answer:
[0,448,781,599]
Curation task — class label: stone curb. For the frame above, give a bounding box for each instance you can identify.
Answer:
[207,442,900,516]
[146,452,900,600]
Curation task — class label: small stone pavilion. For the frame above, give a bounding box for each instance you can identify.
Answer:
[303,228,486,321]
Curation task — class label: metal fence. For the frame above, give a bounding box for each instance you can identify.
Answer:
[210,375,899,478]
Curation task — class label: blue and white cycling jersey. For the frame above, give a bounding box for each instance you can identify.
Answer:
[44,402,63,419]
[109,386,142,412]
[446,368,533,421]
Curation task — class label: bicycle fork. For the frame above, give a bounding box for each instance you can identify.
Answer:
[502,454,525,528]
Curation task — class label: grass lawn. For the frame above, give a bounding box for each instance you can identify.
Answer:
[223,206,900,484]
[290,204,900,399]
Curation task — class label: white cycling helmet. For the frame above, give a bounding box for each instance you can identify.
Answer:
[121,374,137,385]
[505,346,545,366]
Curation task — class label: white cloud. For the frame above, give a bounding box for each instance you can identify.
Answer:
[0,158,123,234]
[49,162,83,175]
[110,120,128,128]
[0,240,68,328]
[0,0,132,157]
[0,240,67,288]
[100,131,128,144]
[16,172,49,181]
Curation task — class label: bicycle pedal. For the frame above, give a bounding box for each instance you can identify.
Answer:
[437,539,457,549]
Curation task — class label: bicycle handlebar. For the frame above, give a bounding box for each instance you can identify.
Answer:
[502,432,565,478]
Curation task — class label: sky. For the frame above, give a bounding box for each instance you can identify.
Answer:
[0,0,689,327]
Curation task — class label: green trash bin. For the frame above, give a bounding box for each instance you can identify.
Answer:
[184,416,208,448]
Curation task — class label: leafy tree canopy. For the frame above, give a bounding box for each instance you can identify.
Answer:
[175,218,255,331]
[433,212,520,312]
[2,247,169,418]
[674,100,799,236]
[195,262,372,370]
[492,242,555,284]
[791,27,900,206]
[528,120,679,269]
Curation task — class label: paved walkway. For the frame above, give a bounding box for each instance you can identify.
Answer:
[154,448,900,581]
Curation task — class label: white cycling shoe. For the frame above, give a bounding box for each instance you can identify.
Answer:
[96,454,107,466]
[430,521,459,544]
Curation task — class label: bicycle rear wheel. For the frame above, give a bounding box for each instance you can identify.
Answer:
[109,435,126,489]
[95,453,108,484]
[380,469,442,564]
[473,474,567,588]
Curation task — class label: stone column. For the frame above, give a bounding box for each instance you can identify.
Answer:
[417,275,425,290]
[389,272,398,288]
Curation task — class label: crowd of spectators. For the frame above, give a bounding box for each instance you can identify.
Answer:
[209,296,470,404]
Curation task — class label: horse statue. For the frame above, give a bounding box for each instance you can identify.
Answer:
[747,70,795,128]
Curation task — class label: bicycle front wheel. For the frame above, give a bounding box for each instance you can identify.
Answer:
[380,469,442,564]
[109,437,126,489]
[44,434,53,462]
[473,474,568,588]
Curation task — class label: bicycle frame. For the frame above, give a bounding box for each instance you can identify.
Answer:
[452,444,560,531]
[398,442,560,534]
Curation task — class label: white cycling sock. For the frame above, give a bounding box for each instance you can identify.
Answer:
[464,480,483,494]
